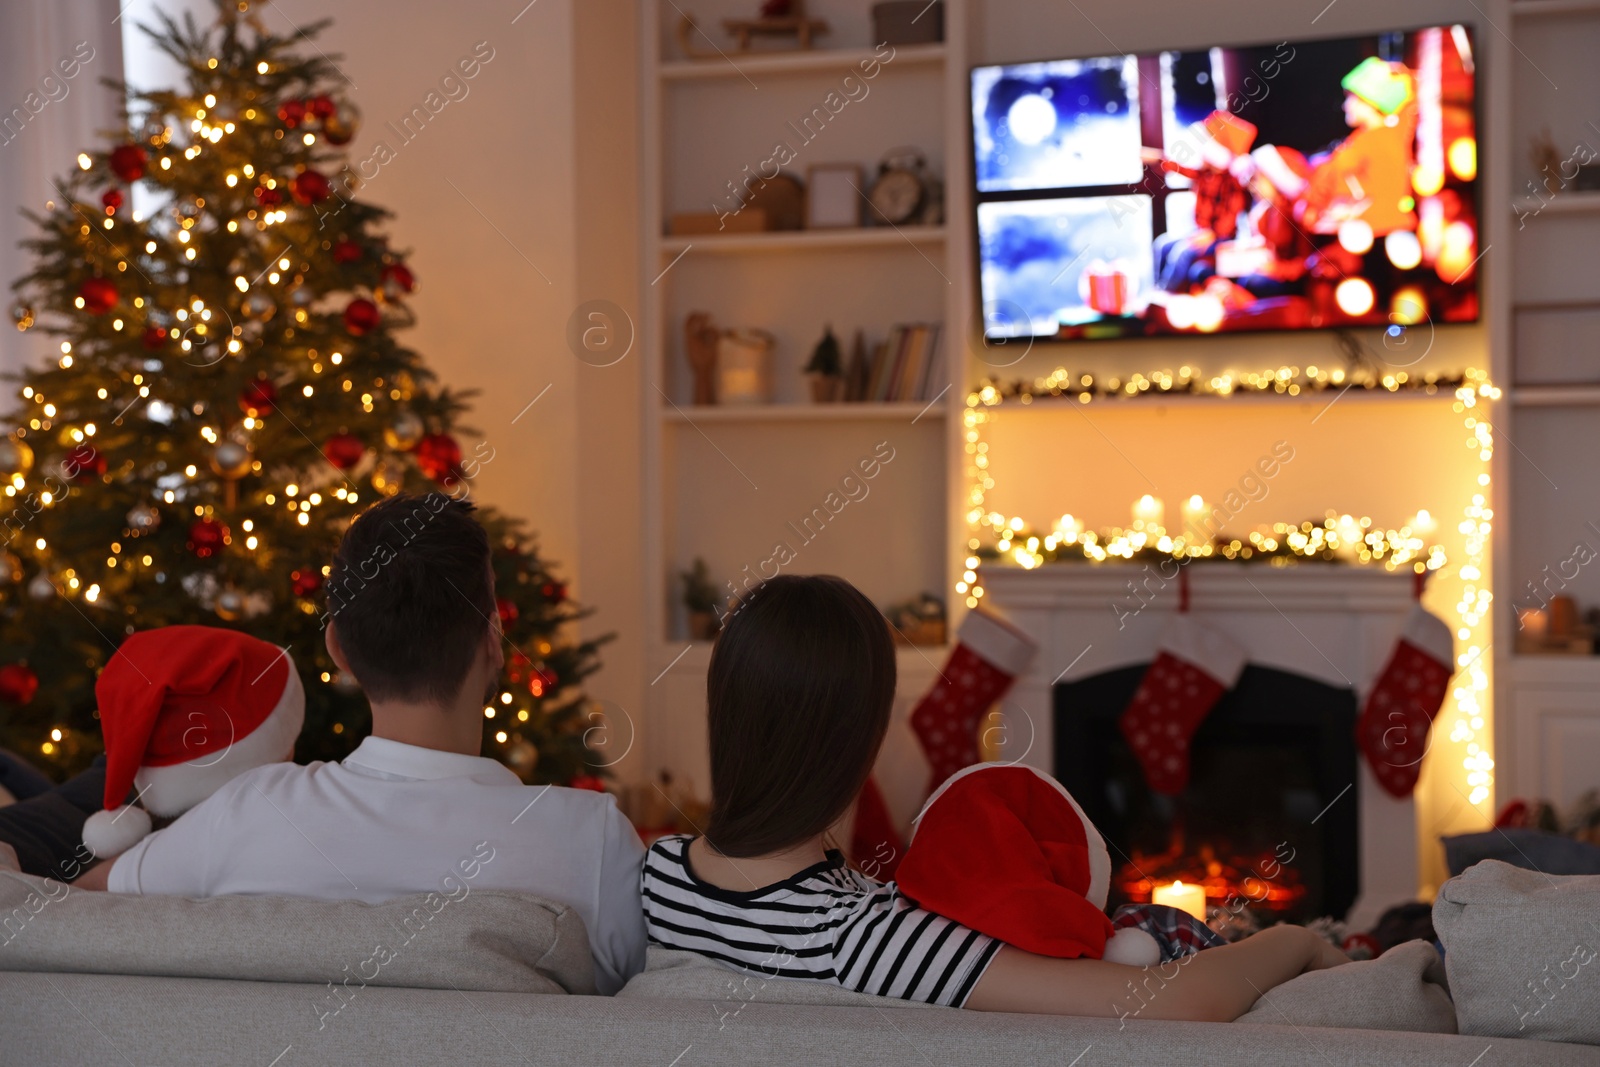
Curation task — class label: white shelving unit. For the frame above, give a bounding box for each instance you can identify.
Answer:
[1496,0,1600,810]
[639,1,971,790]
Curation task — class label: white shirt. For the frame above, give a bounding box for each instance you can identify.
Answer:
[109,736,646,993]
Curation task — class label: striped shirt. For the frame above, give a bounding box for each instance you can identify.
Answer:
[641,834,1001,1007]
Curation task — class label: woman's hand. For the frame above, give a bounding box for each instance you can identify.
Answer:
[1300,928,1353,972]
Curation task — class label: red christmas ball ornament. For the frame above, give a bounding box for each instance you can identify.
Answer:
[254,185,284,208]
[277,98,307,128]
[141,325,169,350]
[291,568,323,597]
[496,598,520,626]
[343,297,381,336]
[307,94,336,120]
[568,775,607,793]
[101,188,124,213]
[65,442,107,484]
[108,144,147,183]
[540,580,568,604]
[381,262,416,294]
[332,239,363,264]
[290,168,331,205]
[529,664,559,698]
[414,433,462,483]
[186,517,229,558]
[323,432,366,471]
[239,377,278,415]
[78,277,118,315]
[0,663,39,705]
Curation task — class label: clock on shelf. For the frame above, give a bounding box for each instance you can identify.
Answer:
[868,147,943,227]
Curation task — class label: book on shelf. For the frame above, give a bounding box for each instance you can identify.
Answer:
[854,322,943,403]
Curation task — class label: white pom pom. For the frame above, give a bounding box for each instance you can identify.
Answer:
[1103,926,1162,967]
[83,805,152,859]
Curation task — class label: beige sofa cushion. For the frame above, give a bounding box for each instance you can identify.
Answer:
[619,946,936,1010]
[0,869,594,998]
[1238,939,1455,1033]
[1434,859,1600,1045]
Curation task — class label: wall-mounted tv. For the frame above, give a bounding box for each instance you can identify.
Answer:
[971,25,1479,343]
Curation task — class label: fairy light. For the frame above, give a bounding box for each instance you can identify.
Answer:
[962,367,1499,807]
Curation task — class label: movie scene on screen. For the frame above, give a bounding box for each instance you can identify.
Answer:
[971,25,1479,343]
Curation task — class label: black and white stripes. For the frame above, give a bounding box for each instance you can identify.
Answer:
[641,834,1000,1007]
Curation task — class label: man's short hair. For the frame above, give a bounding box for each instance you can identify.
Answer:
[326,492,494,704]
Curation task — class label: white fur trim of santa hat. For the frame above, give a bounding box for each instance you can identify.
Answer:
[1157,613,1248,689]
[135,664,305,819]
[1396,602,1454,666]
[955,607,1038,678]
[82,803,153,860]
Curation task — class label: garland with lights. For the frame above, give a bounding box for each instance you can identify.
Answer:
[1,1,610,786]
[959,369,1498,806]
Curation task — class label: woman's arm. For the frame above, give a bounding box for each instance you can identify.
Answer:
[964,925,1347,1022]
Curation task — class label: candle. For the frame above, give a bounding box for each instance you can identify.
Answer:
[1133,494,1164,528]
[1056,513,1081,541]
[1152,879,1207,921]
[1180,494,1207,535]
[1410,508,1437,536]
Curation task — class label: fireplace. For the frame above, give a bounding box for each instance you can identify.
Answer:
[977,563,1422,928]
[1055,663,1360,923]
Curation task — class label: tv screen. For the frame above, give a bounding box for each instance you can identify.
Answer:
[971,26,1479,343]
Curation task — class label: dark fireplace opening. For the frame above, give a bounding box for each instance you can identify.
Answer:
[1055,663,1359,923]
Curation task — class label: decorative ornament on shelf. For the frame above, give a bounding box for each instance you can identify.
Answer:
[868,148,943,227]
[804,325,844,403]
[382,410,424,451]
[719,0,830,51]
[0,663,39,705]
[77,278,118,315]
[186,517,229,558]
[209,440,253,480]
[323,432,366,471]
[680,557,721,640]
[0,435,35,477]
[414,433,462,483]
[126,503,160,533]
[343,297,380,336]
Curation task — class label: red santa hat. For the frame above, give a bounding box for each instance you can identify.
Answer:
[82,625,304,858]
[896,763,1160,966]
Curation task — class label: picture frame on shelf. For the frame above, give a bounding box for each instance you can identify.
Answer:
[806,163,864,229]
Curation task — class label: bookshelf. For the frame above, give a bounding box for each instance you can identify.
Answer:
[639,0,970,788]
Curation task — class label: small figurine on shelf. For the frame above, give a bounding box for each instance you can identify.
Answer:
[722,0,830,51]
[884,593,947,646]
[684,311,720,406]
[805,325,844,402]
[681,558,721,640]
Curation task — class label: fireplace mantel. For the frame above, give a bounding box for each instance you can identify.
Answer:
[980,562,1422,927]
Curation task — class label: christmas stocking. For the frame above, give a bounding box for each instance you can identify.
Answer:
[1357,603,1453,797]
[909,608,1038,793]
[849,776,903,880]
[1118,614,1248,796]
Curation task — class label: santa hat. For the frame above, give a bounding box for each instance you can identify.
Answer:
[896,763,1160,967]
[1251,144,1312,201]
[82,626,304,858]
[1202,110,1258,158]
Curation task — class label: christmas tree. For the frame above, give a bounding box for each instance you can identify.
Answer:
[2,1,609,785]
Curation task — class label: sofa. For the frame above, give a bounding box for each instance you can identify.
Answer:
[2,861,1597,1066]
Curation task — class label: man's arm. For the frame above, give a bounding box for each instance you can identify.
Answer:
[964,924,1348,1022]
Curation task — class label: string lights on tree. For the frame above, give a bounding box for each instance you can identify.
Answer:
[1,1,609,786]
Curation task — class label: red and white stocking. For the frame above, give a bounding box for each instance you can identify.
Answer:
[848,776,903,880]
[1357,603,1453,797]
[1119,614,1247,796]
[909,608,1037,793]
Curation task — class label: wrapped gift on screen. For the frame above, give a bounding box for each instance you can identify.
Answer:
[1080,260,1137,316]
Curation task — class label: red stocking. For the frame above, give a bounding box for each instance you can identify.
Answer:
[849,776,902,880]
[1357,603,1453,797]
[909,608,1037,793]
[1119,614,1247,796]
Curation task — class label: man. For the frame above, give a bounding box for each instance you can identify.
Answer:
[77,493,645,994]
